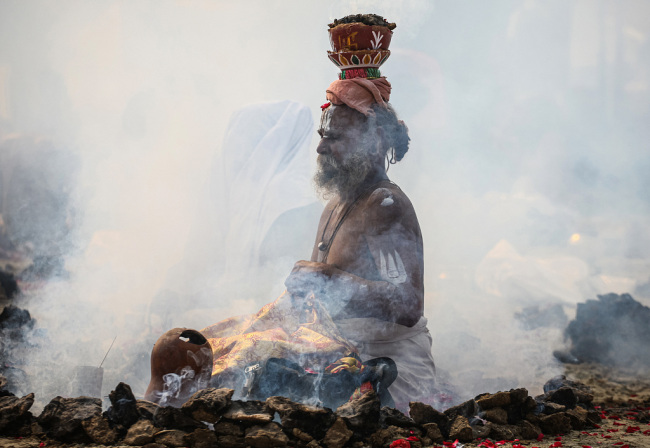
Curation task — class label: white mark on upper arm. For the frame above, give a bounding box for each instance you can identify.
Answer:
[378,249,407,284]
[381,196,394,206]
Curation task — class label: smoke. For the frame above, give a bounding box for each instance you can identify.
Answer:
[1,0,649,408]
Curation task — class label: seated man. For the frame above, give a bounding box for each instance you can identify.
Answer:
[146,77,436,411]
[284,77,437,409]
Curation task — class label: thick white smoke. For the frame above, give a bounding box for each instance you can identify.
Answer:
[1,0,649,408]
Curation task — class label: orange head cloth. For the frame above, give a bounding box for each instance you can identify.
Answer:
[326,77,392,116]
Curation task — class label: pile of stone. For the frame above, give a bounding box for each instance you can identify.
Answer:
[0,376,601,448]
[565,293,650,367]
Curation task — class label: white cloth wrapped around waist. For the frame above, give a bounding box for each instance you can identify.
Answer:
[335,316,437,411]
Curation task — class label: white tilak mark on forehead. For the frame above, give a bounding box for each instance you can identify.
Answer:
[378,249,407,284]
[320,108,333,134]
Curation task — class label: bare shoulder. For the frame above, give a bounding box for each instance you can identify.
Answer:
[364,182,419,233]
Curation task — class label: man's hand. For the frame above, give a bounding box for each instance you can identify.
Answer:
[285,260,334,298]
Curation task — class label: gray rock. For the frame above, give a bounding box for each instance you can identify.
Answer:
[0,393,34,433]
[81,415,119,445]
[336,390,380,432]
[449,415,473,442]
[266,395,335,439]
[244,422,290,448]
[187,428,218,448]
[223,400,273,424]
[539,412,572,435]
[37,396,102,442]
[367,426,413,448]
[154,429,188,447]
[137,399,161,421]
[124,419,156,446]
[108,382,140,428]
[486,423,518,441]
[422,422,444,443]
[541,401,566,415]
[484,407,508,425]
[517,420,542,440]
[181,388,234,423]
[323,417,353,448]
[545,387,578,409]
[380,406,416,428]
[566,406,588,430]
[153,405,203,430]
[476,391,511,410]
[217,434,246,448]
[409,401,448,431]
[214,420,243,436]
[445,399,478,423]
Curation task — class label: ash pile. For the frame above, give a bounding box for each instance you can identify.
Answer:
[562,293,650,368]
[0,377,600,448]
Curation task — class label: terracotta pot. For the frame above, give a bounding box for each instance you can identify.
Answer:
[329,23,392,52]
[327,49,391,70]
[144,328,213,406]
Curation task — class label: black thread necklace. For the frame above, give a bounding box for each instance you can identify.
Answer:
[317,180,391,263]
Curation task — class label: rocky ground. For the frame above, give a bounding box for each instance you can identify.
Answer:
[0,362,648,448]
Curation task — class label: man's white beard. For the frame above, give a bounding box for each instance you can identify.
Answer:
[313,150,373,199]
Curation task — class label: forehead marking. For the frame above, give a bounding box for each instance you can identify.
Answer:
[320,107,333,133]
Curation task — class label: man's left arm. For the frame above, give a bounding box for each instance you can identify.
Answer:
[286,190,424,326]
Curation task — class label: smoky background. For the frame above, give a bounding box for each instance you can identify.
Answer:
[0,0,649,408]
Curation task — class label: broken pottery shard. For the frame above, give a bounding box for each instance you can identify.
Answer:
[323,417,353,448]
[0,393,34,433]
[222,399,273,424]
[37,396,102,442]
[81,415,119,445]
[336,390,380,432]
[244,422,290,448]
[449,415,474,442]
[124,419,156,445]
[154,429,188,447]
[108,382,140,428]
[266,395,335,439]
[476,391,511,409]
[539,412,572,435]
[380,406,416,427]
[180,387,234,423]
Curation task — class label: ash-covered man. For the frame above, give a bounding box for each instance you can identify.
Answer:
[285,77,437,408]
